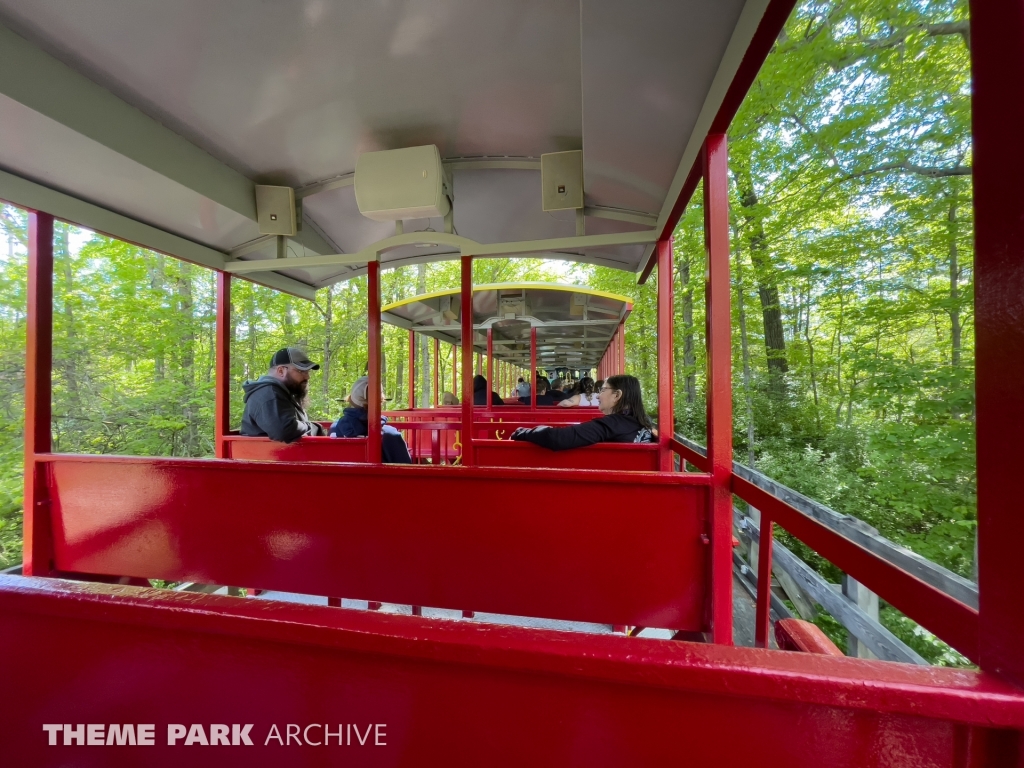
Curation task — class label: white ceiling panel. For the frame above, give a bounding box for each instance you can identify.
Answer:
[0,92,258,250]
[0,0,766,287]
[0,0,582,185]
[581,0,747,213]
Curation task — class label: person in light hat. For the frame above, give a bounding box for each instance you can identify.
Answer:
[330,376,411,463]
[240,347,326,442]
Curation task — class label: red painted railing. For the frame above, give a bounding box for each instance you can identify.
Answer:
[38,454,710,629]
[4,575,1023,766]
[671,434,980,664]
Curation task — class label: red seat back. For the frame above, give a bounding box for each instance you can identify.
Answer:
[41,455,709,629]
[223,435,368,462]
[474,439,660,471]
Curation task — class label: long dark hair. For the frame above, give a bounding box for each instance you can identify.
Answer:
[578,377,595,396]
[604,374,653,430]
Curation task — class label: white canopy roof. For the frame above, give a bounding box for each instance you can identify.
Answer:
[0,0,773,298]
[382,282,632,368]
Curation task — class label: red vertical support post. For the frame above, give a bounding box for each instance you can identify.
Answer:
[215,272,231,459]
[755,517,774,648]
[607,331,614,375]
[460,255,474,465]
[367,260,382,465]
[618,321,626,372]
[23,212,54,577]
[433,337,439,407]
[657,238,674,471]
[407,329,416,410]
[486,328,494,403]
[530,326,538,408]
[704,134,733,645]
[972,0,1024,684]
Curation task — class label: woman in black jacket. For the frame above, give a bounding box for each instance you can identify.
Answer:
[473,374,504,406]
[510,374,654,450]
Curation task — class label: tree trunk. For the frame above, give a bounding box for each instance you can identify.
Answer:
[677,249,697,404]
[804,283,821,432]
[177,261,196,454]
[56,223,81,412]
[417,264,430,407]
[948,196,962,368]
[735,251,756,466]
[150,254,166,381]
[735,163,788,398]
[321,286,333,400]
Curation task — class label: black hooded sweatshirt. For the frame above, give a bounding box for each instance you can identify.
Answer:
[473,376,504,406]
[511,412,653,451]
[240,375,324,443]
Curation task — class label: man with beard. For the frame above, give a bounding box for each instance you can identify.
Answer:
[240,347,326,442]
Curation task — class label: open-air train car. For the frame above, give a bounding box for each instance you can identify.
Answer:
[1,0,1022,764]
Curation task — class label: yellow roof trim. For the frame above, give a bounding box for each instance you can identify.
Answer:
[382,282,632,313]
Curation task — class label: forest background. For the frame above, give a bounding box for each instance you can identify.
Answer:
[0,0,973,664]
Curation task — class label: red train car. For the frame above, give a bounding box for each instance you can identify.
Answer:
[0,0,1022,765]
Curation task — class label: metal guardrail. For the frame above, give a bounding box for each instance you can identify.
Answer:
[740,515,927,665]
[674,434,978,609]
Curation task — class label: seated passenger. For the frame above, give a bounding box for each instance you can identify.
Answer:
[520,376,555,405]
[549,378,569,403]
[473,374,504,405]
[515,377,531,399]
[511,375,654,450]
[240,347,326,443]
[558,377,599,407]
[330,376,412,463]
[441,391,459,406]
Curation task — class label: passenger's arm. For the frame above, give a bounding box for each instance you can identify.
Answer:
[256,398,306,444]
[335,418,361,438]
[558,395,580,408]
[511,418,610,451]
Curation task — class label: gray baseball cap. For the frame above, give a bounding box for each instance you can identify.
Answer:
[270,347,320,371]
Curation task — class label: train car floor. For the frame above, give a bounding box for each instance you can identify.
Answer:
[250,573,768,646]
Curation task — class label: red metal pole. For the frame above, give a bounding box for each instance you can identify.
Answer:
[23,211,54,577]
[433,337,439,407]
[619,321,626,373]
[657,238,674,472]
[460,256,474,465]
[486,328,493,404]
[367,260,382,464]
[614,326,620,373]
[408,329,416,410]
[215,272,231,459]
[612,326,618,373]
[972,0,1024,686]
[755,517,774,649]
[530,326,537,408]
[704,134,733,645]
